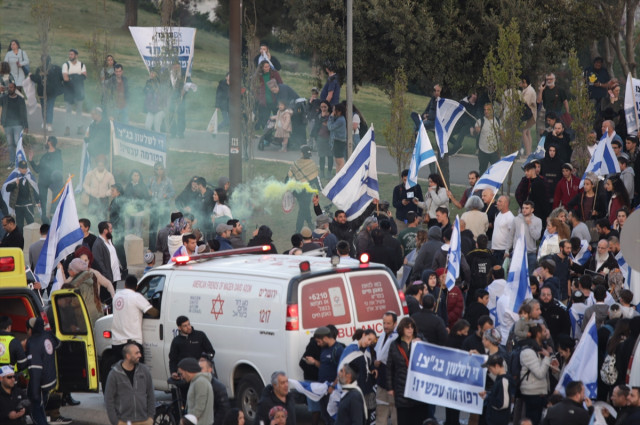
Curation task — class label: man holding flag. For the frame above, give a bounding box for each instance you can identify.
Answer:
[35,179,84,290]
[3,159,39,229]
[579,127,620,189]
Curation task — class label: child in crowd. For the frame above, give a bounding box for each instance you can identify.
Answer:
[144,251,155,273]
[514,302,536,341]
[273,99,292,152]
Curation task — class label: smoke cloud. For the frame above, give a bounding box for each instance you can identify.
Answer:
[230,176,318,221]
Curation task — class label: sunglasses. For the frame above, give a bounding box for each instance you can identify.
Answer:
[4,375,16,380]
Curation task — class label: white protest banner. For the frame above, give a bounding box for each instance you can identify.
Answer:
[129,26,196,75]
[111,121,167,167]
[405,341,487,414]
[624,72,640,136]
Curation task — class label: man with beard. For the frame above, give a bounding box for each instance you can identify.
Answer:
[573,239,619,275]
[539,286,570,344]
[551,240,572,301]
[313,195,377,257]
[603,384,631,425]
[92,221,120,284]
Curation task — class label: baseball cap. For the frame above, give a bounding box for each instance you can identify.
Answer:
[301,145,312,158]
[177,357,201,373]
[18,160,28,169]
[216,224,233,234]
[0,365,15,377]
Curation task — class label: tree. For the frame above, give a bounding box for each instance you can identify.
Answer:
[595,0,639,77]
[123,0,139,28]
[215,0,290,40]
[481,19,523,195]
[568,49,596,175]
[382,68,414,178]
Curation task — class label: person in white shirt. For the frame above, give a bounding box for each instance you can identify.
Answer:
[61,48,87,136]
[491,195,514,265]
[111,275,159,363]
[472,104,501,174]
[520,75,537,155]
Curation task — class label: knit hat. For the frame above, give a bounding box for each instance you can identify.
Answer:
[483,328,502,345]
[144,252,155,265]
[313,326,331,338]
[300,227,313,238]
[435,267,446,277]
[427,226,442,240]
[177,357,201,373]
[315,214,331,227]
[69,258,88,273]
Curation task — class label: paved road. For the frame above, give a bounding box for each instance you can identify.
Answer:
[23,106,524,189]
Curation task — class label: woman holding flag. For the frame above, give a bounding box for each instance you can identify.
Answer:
[413,174,448,227]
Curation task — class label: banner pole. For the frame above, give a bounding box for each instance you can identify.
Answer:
[485,190,498,213]
[435,159,449,192]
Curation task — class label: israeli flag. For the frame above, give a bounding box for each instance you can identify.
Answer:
[473,152,519,194]
[445,216,461,291]
[624,72,640,136]
[556,314,598,399]
[406,121,436,189]
[571,240,592,266]
[323,125,379,220]
[616,252,640,302]
[435,98,465,157]
[579,133,620,188]
[288,379,328,402]
[522,136,546,168]
[76,142,91,193]
[1,133,39,215]
[35,180,84,288]
[504,223,533,314]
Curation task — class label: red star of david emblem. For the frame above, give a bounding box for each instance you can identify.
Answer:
[211,294,224,320]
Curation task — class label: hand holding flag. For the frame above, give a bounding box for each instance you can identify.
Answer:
[406,121,436,189]
[435,98,465,158]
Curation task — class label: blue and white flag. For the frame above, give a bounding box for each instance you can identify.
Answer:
[571,240,592,266]
[522,136,546,168]
[616,252,640,302]
[406,121,436,189]
[288,379,328,402]
[579,133,620,188]
[435,98,465,157]
[130,27,197,76]
[504,223,532,314]
[445,216,461,291]
[35,179,84,288]
[323,125,379,220]
[624,72,640,136]
[556,314,598,399]
[473,151,518,194]
[1,133,39,215]
[76,142,91,193]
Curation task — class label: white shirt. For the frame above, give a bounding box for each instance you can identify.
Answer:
[62,60,86,76]
[111,288,153,345]
[475,117,500,153]
[586,291,615,307]
[492,211,515,250]
[212,203,233,219]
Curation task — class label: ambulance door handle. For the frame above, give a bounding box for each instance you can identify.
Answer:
[159,324,163,340]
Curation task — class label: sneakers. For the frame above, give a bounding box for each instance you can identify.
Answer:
[50,416,73,424]
[47,124,53,132]
[64,126,70,136]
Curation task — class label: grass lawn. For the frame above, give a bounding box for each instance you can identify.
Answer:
[1,0,428,145]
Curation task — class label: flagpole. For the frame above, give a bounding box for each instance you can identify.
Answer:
[485,190,498,213]
[435,159,449,192]
[52,175,74,204]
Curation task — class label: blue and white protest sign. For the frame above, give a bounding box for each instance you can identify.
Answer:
[624,73,640,136]
[405,341,487,414]
[111,122,167,167]
[129,26,196,74]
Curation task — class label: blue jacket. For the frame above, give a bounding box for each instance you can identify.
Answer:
[25,318,58,402]
[328,115,347,142]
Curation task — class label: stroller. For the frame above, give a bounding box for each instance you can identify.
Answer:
[258,98,309,151]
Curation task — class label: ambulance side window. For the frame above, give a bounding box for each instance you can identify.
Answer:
[54,293,88,335]
[137,275,166,314]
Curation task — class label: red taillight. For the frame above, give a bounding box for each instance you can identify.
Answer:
[299,261,311,273]
[359,253,370,264]
[0,256,15,272]
[174,255,190,264]
[398,290,409,315]
[103,331,111,339]
[82,369,87,378]
[262,245,271,251]
[286,304,299,331]
[91,368,96,377]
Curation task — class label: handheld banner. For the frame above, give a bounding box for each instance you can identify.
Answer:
[111,121,167,167]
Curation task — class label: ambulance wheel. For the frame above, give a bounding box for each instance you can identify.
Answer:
[236,373,264,422]
[100,351,118,392]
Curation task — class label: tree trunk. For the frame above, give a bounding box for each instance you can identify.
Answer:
[123,0,139,28]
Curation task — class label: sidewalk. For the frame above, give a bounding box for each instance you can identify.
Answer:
[23,105,524,188]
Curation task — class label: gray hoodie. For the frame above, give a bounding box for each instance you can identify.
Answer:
[187,372,215,425]
[104,361,156,425]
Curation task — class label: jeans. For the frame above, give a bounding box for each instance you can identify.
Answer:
[15,205,36,228]
[30,388,51,425]
[145,111,165,132]
[527,252,538,273]
[65,100,83,128]
[40,96,57,124]
[5,125,22,163]
[521,394,546,425]
[294,190,313,232]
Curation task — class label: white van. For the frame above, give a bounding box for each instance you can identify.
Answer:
[94,247,407,420]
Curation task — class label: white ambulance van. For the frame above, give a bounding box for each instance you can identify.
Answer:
[94,247,407,420]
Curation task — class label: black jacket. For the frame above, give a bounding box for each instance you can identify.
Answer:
[541,398,592,425]
[0,384,28,425]
[463,302,490,332]
[314,202,376,256]
[254,384,297,425]
[25,318,58,402]
[30,64,64,98]
[466,248,495,291]
[540,299,570,343]
[168,329,215,374]
[386,338,418,408]
[211,376,230,425]
[411,309,447,346]
[0,228,24,250]
[31,149,63,184]
[335,387,365,425]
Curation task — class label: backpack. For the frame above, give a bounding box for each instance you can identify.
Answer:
[508,342,531,397]
[358,112,368,139]
[519,100,533,122]
[600,354,618,385]
[312,232,329,247]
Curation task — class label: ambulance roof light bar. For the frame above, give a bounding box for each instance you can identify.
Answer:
[173,245,272,265]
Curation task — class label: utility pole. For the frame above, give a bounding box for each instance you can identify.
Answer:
[229,0,242,186]
[346,0,353,157]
